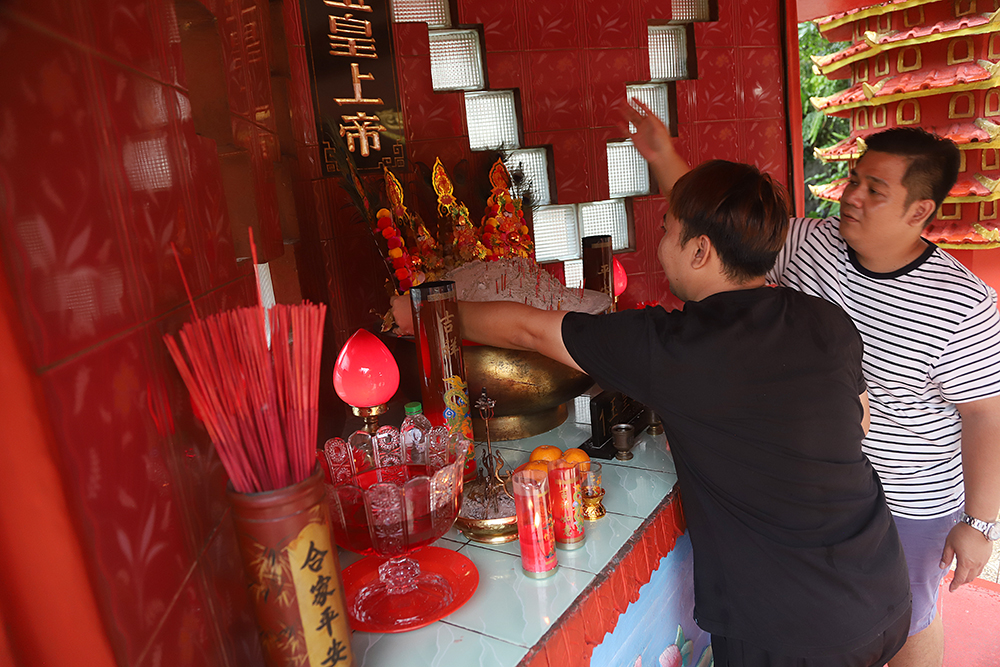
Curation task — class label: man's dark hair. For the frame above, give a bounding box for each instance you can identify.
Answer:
[670,160,790,282]
[863,128,960,225]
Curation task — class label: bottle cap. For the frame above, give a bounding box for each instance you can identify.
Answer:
[405,402,423,415]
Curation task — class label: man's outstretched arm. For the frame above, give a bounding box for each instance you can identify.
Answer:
[391,296,582,373]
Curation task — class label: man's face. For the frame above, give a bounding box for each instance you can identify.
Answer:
[839,151,923,253]
[657,212,690,301]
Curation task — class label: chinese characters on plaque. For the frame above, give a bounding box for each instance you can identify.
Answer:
[302,0,403,172]
[288,520,353,666]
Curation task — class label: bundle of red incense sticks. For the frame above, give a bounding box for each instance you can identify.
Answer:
[163,235,326,493]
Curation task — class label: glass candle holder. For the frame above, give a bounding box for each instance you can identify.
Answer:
[512,469,558,579]
[547,459,586,549]
[581,462,606,521]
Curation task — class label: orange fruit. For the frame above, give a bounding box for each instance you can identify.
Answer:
[562,448,591,471]
[522,460,549,474]
[529,445,563,462]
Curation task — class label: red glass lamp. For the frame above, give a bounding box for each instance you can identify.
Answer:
[334,329,400,433]
[612,257,628,309]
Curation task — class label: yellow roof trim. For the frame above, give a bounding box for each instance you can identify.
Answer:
[816,71,1000,114]
[816,0,939,35]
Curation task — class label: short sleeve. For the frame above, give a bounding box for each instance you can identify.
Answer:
[768,217,828,284]
[932,288,1000,404]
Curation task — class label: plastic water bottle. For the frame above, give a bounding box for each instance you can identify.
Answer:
[401,402,432,464]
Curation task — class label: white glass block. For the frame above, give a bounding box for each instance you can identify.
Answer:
[649,25,688,81]
[533,205,581,263]
[671,0,710,22]
[625,83,669,133]
[563,259,584,289]
[123,136,174,192]
[428,29,484,91]
[580,199,630,251]
[504,148,550,206]
[391,0,451,28]
[465,90,519,151]
[573,394,591,423]
[607,140,650,198]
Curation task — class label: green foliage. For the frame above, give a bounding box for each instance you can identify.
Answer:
[799,22,852,218]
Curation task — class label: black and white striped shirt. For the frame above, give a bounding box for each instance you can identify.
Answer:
[768,217,1000,519]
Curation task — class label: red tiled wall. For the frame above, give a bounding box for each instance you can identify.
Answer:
[450,0,789,311]
[0,1,273,665]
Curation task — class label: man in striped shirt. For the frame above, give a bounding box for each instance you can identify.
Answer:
[624,104,1000,667]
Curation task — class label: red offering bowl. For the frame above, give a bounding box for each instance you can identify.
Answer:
[324,425,477,632]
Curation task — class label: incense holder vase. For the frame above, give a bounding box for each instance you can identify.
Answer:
[227,467,355,667]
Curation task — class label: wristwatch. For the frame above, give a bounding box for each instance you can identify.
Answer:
[960,512,1000,541]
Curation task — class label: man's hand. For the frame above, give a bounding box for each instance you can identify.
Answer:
[940,521,994,591]
[618,99,689,194]
[390,294,414,336]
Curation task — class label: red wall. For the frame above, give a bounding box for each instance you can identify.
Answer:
[0,0,792,665]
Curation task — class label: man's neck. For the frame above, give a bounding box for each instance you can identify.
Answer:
[691,276,766,302]
[850,238,929,274]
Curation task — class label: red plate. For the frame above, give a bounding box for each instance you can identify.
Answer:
[342,546,479,634]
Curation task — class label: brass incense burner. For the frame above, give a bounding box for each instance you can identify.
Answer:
[456,390,519,544]
[392,341,594,441]
[464,347,593,441]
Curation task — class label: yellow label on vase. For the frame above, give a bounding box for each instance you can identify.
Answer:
[442,374,474,443]
[287,520,353,667]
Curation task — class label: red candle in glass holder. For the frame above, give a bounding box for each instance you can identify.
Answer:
[547,459,586,549]
[513,468,558,578]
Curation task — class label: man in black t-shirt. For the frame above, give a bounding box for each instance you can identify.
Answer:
[392,160,910,666]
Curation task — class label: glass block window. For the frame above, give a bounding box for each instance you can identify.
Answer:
[573,394,591,423]
[625,83,669,133]
[607,140,650,198]
[671,0,711,22]
[649,25,688,81]
[580,199,629,251]
[533,205,581,263]
[391,0,451,28]
[563,258,584,289]
[123,136,174,191]
[428,30,484,91]
[504,148,550,206]
[466,90,519,151]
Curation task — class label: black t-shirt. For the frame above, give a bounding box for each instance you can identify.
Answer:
[562,286,910,656]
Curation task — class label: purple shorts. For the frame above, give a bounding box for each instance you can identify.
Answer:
[893,509,961,636]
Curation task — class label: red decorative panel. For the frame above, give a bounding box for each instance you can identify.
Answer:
[743,119,790,185]
[525,49,587,133]
[86,0,165,80]
[0,33,143,368]
[485,51,527,90]
[693,48,739,121]
[695,120,743,163]
[40,327,195,666]
[392,21,430,57]
[586,48,640,128]
[241,0,277,133]
[740,47,785,119]
[526,129,594,204]
[585,3,639,49]
[219,3,251,119]
[98,61,196,317]
[741,0,781,46]
[524,2,583,51]
[397,56,467,140]
[694,0,738,47]
[458,0,525,52]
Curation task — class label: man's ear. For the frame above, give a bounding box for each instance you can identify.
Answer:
[690,235,712,269]
[906,199,937,228]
